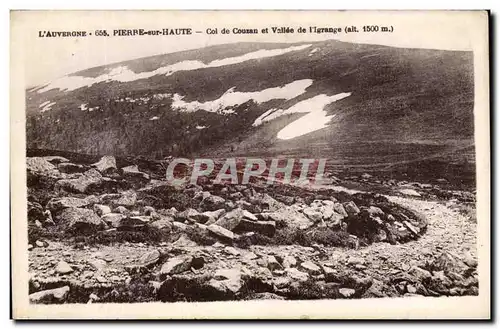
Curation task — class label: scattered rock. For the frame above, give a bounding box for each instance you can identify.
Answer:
[282,255,297,268]
[299,261,321,275]
[303,208,323,222]
[56,208,105,231]
[201,195,226,210]
[339,288,356,298]
[116,216,149,230]
[144,206,155,216]
[149,218,173,231]
[267,208,313,229]
[215,208,244,230]
[46,197,89,213]
[235,219,276,237]
[27,201,45,223]
[172,222,188,231]
[115,206,129,214]
[101,213,126,228]
[89,293,100,302]
[224,246,241,256]
[403,221,420,235]
[26,157,57,174]
[242,210,258,221]
[176,208,204,223]
[408,266,432,281]
[91,155,117,174]
[55,261,73,274]
[172,235,198,247]
[209,268,244,294]
[112,191,137,207]
[250,292,285,300]
[344,201,360,216]
[121,165,150,183]
[267,256,282,271]
[160,256,193,279]
[89,259,107,270]
[431,251,469,275]
[29,286,70,304]
[399,189,421,197]
[347,257,365,266]
[139,250,161,267]
[95,275,108,283]
[406,284,417,294]
[207,224,235,242]
[55,169,102,193]
[285,268,309,282]
[94,204,111,216]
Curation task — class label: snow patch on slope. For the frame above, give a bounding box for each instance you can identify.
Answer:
[309,48,319,56]
[171,79,313,113]
[80,103,99,112]
[36,44,312,93]
[40,102,56,113]
[276,93,351,140]
[39,101,51,108]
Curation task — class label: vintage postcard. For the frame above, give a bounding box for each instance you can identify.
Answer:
[10,10,490,319]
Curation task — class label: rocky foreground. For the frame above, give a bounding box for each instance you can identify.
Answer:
[26,155,478,304]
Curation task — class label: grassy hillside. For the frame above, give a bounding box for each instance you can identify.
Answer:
[26,40,474,164]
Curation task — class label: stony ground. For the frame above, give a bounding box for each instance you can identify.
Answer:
[26,155,478,304]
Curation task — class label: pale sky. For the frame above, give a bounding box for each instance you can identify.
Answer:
[11,10,487,88]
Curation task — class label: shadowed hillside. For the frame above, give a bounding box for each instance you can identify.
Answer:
[26,40,474,166]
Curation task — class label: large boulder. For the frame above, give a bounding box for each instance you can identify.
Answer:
[260,194,283,211]
[101,213,126,228]
[206,268,245,295]
[93,204,111,216]
[91,155,117,174]
[29,286,70,304]
[431,251,470,275]
[235,219,276,237]
[199,209,226,224]
[159,256,193,279]
[116,216,150,230]
[207,224,235,242]
[121,165,150,183]
[344,201,360,216]
[46,197,89,213]
[56,207,105,231]
[214,208,245,230]
[111,191,137,208]
[125,250,161,273]
[55,169,102,193]
[149,218,173,231]
[266,207,313,229]
[200,194,226,211]
[55,260,74,274]
[176,208,204,223]
[26,157,57,174]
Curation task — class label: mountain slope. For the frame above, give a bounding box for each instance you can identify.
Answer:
[26,40,474,163]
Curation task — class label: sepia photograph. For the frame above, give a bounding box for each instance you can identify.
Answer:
[10,10,490,319]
